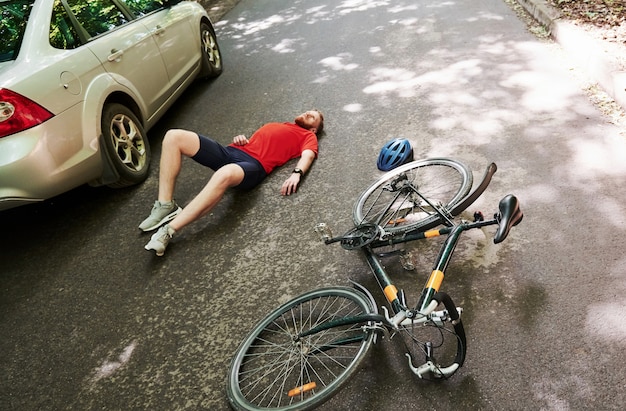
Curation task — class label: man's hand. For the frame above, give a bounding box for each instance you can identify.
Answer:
[281,173,301,196]
[232,135,249,146]
[281,150,315,196]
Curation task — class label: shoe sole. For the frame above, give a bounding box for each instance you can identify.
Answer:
[140,207,182,232]
[145,244,165,257]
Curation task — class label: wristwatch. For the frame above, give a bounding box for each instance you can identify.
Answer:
[292,168,303,176]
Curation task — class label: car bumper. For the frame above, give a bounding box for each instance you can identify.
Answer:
[0,107,101,211]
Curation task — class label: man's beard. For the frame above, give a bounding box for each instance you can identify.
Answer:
[295,116,311,130]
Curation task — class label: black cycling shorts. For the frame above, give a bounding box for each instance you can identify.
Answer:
[191,134,267,190]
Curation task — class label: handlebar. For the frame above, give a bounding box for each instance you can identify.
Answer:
[449,162,497,217]
[317,194,523,248]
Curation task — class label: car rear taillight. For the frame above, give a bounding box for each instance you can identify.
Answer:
[0,88,54,138]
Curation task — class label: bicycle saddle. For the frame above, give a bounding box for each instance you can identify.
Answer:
[494,194,523,244]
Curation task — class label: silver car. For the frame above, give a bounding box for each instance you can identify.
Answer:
[0,0,222,211]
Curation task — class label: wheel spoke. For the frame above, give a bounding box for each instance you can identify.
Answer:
[354,159,472,233]
[228,288,375,410]
[203,31,220,65]
[110,114,145,172]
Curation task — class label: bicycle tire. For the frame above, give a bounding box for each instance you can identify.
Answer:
[227,287,377,411]
[353,158,473,233]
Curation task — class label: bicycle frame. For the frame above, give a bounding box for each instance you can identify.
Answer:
[363,217,498,322]
[322,162,501,324]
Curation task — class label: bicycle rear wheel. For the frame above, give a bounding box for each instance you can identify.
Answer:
[227,287,377,411]
[353,158,473,233]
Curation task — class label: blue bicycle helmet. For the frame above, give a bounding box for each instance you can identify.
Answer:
[377,138,414,171]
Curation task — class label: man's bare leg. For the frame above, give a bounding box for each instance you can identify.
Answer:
[138,129,201,232]
[158,129,201,202]
[169,164,245,231]
[145,163,245,256]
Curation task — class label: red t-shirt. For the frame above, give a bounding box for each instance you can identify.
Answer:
[230,122,318,174]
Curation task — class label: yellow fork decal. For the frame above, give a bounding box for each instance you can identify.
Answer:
[383,284,398,303]
[425,269,444,291]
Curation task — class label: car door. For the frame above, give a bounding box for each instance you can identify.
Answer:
[66,0,171,116]
[123,0,199,90]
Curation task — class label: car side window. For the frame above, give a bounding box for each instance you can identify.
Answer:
[66,0,130,39]
[0,0,35,62]
[50,0,81,49]
[123,0,165,17]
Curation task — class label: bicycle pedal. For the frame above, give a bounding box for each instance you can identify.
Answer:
[399,253,415,271]
[314,223,333,241]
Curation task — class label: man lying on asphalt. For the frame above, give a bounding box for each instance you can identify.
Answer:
[139,110,324,256]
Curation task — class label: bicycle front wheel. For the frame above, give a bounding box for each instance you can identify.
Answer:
[353,158,473,233]
[227,287,377,411]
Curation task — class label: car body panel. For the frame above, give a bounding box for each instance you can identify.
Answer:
[0,105,101,205]
[85,13,171,116]
[140,7,200,89]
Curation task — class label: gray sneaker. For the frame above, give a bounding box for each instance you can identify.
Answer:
[145,224,176,256]
[138,200,181,231]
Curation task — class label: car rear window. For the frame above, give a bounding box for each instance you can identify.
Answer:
[0,0,35,62]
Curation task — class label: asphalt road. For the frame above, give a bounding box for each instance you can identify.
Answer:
[2,0,626,410]
[200,0,240,21]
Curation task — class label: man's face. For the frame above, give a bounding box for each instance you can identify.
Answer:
[295,111,321,133]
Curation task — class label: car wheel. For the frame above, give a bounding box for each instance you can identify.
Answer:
[199,21,223,79]
[101,103,150,188]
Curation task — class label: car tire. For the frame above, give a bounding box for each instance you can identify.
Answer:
[199,21,223,79]
[101,103,151,188]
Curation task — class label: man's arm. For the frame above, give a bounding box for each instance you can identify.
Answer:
[281,149,316,196]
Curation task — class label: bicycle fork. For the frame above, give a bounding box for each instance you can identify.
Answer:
[362,226,464,321]
[363,230,468,379]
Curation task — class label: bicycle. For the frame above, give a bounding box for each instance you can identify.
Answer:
[227,158,523,411]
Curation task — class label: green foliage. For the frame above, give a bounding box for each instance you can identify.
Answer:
[0,0,34,61]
